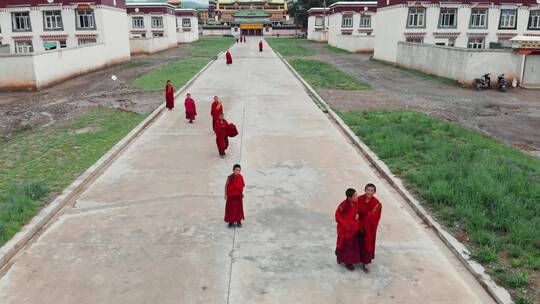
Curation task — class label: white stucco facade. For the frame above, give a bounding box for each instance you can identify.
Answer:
[307,9,329,42]
[0,1,130,90]
[175,12,199,43]
[374,1,540,62]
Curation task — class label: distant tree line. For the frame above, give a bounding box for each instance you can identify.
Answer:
[290,0,337,28]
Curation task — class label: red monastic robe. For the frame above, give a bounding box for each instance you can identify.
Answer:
[357,195,382,264]
[226,51,233,65]
[165,84,175,109]
[184,97,197,120]
[335,199,361,265]
[210,101,223,128]
[225,174,245,223]
[213,118,230,155]
[259,41,263,52]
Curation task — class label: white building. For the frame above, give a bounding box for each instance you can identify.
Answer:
[374,0,540,62]
[0,0,130,90]
[307,8,329,42]
[126,1,198,55]
[307,2,377,52]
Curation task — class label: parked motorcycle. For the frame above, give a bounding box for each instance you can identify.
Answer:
[475,73,492,91]
[498,74,507,92]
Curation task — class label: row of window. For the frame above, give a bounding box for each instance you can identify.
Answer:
[13,39,97,54]
[315,14,372,28]
[131,16,192,29]
[405,8,540,30]
[405,36,512,49]
[10,10,96,32]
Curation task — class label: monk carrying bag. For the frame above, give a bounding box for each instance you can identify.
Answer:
[226,123,239,137]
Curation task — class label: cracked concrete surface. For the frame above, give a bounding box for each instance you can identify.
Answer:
[0,40,496,303]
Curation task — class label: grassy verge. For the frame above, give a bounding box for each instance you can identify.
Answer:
[0,107,147,246]
[266,38,316,57]
[339,109,539,304]
[130,59,208,91]
[190,37,236,57]
[324,45,352,54]
[290,59,372,90]
[372,59,460,86]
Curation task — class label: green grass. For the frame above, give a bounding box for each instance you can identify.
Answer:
[189,37,236,57]
[324,45,352,54]
[266,38,316,57]
[289,59,372,90]
[0,107,147,246]
[338,109,540,303]
[372,59,460,86]
[129,59,209,92]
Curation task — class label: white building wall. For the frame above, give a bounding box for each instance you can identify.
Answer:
[307,15,329,42]
[202,28,232,36]
[130,36,172,54]
[328,13,375,52]
[396,42,522,85]
[374,5,408,62]
[176,16,199,43]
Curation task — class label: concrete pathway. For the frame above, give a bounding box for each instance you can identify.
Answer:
[0,39,495,303]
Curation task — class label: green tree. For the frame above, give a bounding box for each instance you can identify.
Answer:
[290,0,336,28]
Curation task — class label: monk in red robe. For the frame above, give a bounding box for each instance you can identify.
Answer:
[224,164,245,227]
[259,40,263,52]
[357,183,382,272]
[210,96,223,129]
[335,188,360,271]
[213,113,230,157]
[226,50,233,65]
[184,93,197,123]
[165,80,174,110]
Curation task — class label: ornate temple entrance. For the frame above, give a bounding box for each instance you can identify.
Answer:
[240,24,263,36]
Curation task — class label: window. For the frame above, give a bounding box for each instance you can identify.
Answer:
[470,8,488,28]
[499,9,517,29]
[435,42,445,46]
[76,10,95,29]
[153,32,164,37]
[406,37,423,43]
[182,18,191,27]
[438,8,457,28]
[407,8,425,28]
[529,10,540,30]
[15,41,33,53]
[44,40,67,50]
[467,38,484,49]
[43,11,63,30]
[132,17,144,28]
[359,14,371,27]
[498,37,512,47]
[12,12,31,31]
[341,14,353,28]
[152,16,163,28]
[315,16,324,26]
[78,39,97,45]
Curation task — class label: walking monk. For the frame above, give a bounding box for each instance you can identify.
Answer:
[259,40,263,52]
[184,93,197,123]
[335,188,360,271]
[224,164,245,228]
[210,96,223,129]
[213,113,230,157]
[165,80,175,110]
[357,183,382,272]
[226,50,233,65]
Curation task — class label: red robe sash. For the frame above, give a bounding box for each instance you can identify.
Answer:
[358,195,382,262]
[335,199,360,250]
[184,97,197,119]
[165,84,175,109]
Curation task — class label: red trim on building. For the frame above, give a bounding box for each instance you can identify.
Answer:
[130,29,147,33]
[13,36,33,42]
[404,32,426,38]
[41,34,69,40]
[524,33,540,36]
[1,0,125,9]
[497,32,517,39]
[377,0,538,8]
[433,32,460,38]
[358,28,374,33]
[175,10,198,17]
[330,5,377,14]
[127,6,175,15]
[467,32,488,38]
[308,8,330,16]
[75,34,98,40]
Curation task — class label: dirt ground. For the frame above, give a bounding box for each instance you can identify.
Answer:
[0,44,198,138]
[302,43,540,157]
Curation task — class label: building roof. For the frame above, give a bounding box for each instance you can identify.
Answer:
[233,9,271,17]
[218,0,284,3]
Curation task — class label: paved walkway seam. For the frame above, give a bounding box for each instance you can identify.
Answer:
[0,56,220,272]
[274,51,513,304]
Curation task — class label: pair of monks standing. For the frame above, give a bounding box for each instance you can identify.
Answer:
[165,80,197,123]
[335,184,382,272]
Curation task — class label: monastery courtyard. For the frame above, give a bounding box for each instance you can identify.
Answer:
[0,40,498,303]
